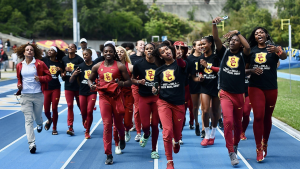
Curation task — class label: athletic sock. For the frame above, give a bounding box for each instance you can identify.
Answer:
[205,127,210,139]
[210,127,217,138]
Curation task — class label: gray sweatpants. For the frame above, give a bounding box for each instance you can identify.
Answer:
[20,92,44,144]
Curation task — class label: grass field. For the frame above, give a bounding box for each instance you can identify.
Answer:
[278,68,300,76]
[273,78,300,131]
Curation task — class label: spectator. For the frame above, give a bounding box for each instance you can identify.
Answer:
[76,38,97,61]
[13,44,17,49]
[11,51,18,71]
[5,39,11,52]
[0,49,9,71]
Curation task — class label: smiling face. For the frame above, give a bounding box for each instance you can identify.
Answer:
[229,35,241,51]
[68,44,76,53]
[136,40,145,53]
[159,46,173,61]
[193,41,202,54]
[23,45,34,58]
[83,50,92,62]
[144,44,154,60]
[117,47,126,61]
[254,28,267,45]
[200,39,212,53]
[103,46,115,61]
[47,48,56,57]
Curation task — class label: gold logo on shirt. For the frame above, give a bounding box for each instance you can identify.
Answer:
[255,52,267,64]
[226,56,240,68]
[163,69,175,82]
[67,63,74,71]
[204,63,213,74]
[49,66,57,74]
[103,72,113,82]
[145,69,155,82]
[84,70,91,80]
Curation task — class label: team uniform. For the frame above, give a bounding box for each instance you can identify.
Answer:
[217,46,246,153]
[76,62,97,136]
[97,61,125,155]
[62,55,84,128]
[41,57,63,132]
[132,58,159,152]
[154,60,187,163]
[246,45,279,158]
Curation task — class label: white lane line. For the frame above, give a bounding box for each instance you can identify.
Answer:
[217,128,253,169]
[0,110,19,120]
[154,142,158,169]
[60,118,102,169]
[0,107,68,153]
[272,117,300,142]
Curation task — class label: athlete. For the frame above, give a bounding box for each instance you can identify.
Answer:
[152,43,187,169]
[62,43,84,135]
[246,27,287,162]
[132,43,159,159]
[69,49,96,139]
[88,43,132,165]
[42,46,64,135]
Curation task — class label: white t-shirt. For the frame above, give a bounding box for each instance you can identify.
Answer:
[11,53,18,63]
[76,48,98,61]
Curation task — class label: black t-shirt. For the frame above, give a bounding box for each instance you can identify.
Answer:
[94,56,104,63]
[194,54,220,97]
[154,60,188,105]
[77,62,97,96]
[41,57,63,90]
[246,46,279,90]
[217,46,246,94]
[133,58,158,97]
[186,54,201,94]
[62,54,84,91]
[130,54,144,65]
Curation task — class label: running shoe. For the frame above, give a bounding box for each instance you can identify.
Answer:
[130,126,136,132]
[240,132,247,140]
[195,124,200,136]
[85,132,91,139]
[229,152,239,166]
[262,140,268,158]
[173,140,180,153]
[52,130,58,135]
[105,154,113,165]
[37,124,43,133]
[115,145,121,154]
[167,161,174,169]
[234,145,238,154]
[201,138,209,147]
[218,118,224,129]
[189,123,194,130]
[256,148,264,162]
[120,140,126,150]
[67,126,74,136]
[29,143,36,154]
[44,118,52,131]
[139,134,149,147]
[135,133,141,142]
[125,131,131,142]
[179,140,183,145]
[207,137,215,145]
[151,151,160,159]
[200,130,205,138]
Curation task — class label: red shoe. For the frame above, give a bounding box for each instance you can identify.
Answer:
[256,148,264,162]
[201,138,209,146]
[207,138,215,145]
[240,132,247,140]
[173,140,180,154]
[166,161,174,169]
[85,132,91,139]
[262,140,268,158]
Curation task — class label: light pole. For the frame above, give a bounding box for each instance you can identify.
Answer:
[73,0,78,47]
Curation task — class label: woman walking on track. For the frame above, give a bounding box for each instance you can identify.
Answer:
[69,49,97,139]
[62,43,84,136]
[41,46,64,135]
[246,27,287,162]
[192,35,220,147]
[88,43,132,165]
[132,43,159,159]
[210,16,251,165]
[113,46,134,154]
[152,43,187,169]
[16,43,52,153]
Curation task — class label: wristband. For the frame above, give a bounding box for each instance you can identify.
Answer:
[236,31,241,35]
[276,46,283,56]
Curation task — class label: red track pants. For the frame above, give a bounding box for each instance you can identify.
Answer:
[44,89,60,130]
[132,85,142,134]
[65,90,80,126]
[79,94,96,133]
[242,96,251,133]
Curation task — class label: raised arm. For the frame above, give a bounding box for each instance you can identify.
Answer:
[212,17,223,52]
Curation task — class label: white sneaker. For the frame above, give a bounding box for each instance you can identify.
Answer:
[115,145,122,154]
[179,140,183,145]
[135,133,141,142]
[125,131,131,142]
